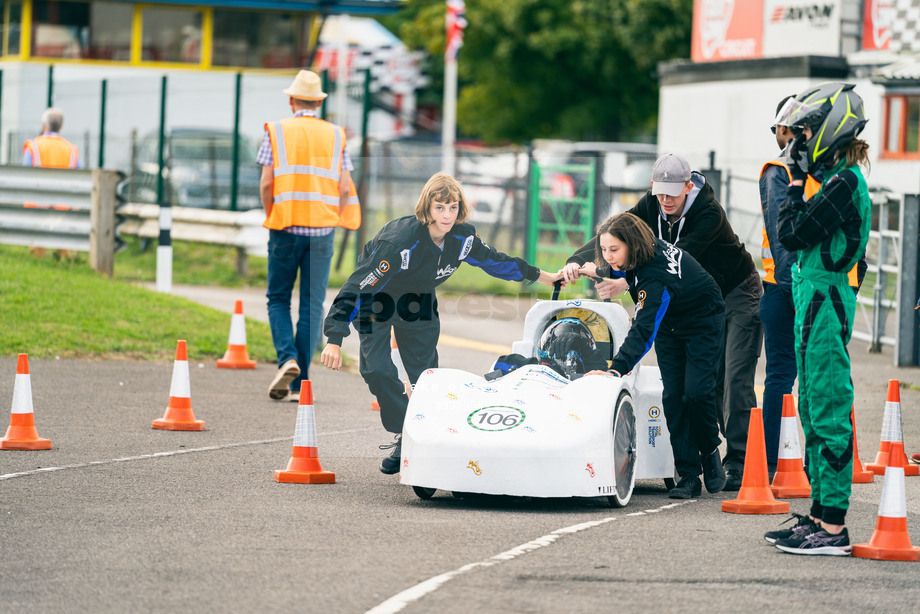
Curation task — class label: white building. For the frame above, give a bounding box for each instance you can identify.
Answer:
[658,0,920,247]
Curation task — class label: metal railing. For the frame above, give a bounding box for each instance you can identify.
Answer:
[0,166,121,276]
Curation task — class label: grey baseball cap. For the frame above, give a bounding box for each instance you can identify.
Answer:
[651,153,691,196]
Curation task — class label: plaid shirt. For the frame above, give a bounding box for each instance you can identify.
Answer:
[258,109,354,236]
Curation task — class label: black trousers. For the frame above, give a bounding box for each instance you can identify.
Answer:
[655,311,725,478]
[359,307,440,434]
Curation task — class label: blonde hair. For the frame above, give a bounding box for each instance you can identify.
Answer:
[414,172,469,225]
[594,212,656,270]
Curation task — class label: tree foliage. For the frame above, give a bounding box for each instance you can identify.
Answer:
[379,0,693,144]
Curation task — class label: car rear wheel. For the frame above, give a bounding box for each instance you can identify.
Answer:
[412,486,437,499]
[607,392,637,508]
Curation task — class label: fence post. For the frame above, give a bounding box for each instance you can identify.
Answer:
[90,169,119,277]
[897,193,920,366]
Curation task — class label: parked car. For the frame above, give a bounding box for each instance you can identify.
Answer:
[121,128,262,210]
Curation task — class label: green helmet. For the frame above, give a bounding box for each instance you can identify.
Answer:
[773,82,868,171]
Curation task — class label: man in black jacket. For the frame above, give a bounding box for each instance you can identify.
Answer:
[565,154,762,490]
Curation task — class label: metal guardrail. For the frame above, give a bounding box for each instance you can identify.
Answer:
[0,166,121,276]
[118,203,268,275]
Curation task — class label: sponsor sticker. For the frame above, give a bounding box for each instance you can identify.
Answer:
[359,272,378,289]
[459,235,474,260]
[375,260,390,276]
[436,264,458,279]
[585,463,595,478]
[467,460,482,475]
[649,406,661,419]
[400,249,411,269]
[649,425,661,447]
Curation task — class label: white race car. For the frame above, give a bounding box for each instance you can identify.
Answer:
[400,298,675,507]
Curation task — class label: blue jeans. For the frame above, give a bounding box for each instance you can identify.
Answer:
[759,281,797,466]
[266,230,335,392]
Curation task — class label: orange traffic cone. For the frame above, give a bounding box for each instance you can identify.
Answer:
[371,333,408,411]
[852,441,920,561]
[217,300,256,369]
[771,395,810,498]
[867,380,918,476]
[275,381,335,483]
[1,354,52,450]
[722,407,790,514]
[851,406,874,484]
[152,340,205,431]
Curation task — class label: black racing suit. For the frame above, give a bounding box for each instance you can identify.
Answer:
[569,172,761,472]
[324,215,540,433]
[607,239,726,479]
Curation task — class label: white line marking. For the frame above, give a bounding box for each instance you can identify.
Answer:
[0,427,375,481]
[365,500,695,614]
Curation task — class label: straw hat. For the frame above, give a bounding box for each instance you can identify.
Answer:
[283,70,327,101]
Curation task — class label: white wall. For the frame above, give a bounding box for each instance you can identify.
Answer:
[658,72,920,251]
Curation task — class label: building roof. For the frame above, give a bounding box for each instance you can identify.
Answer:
[872,54,920,85]
[106,0,402,15]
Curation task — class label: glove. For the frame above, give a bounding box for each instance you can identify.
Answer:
[787,134,809,183]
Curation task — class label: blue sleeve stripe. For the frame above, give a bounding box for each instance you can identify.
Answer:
[642,288,670,358]
[464,256,523,280]
[347,296,362,326]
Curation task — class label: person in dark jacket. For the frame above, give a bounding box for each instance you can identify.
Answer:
[575,212,727,499]
[321,172,560,474]
[565,153,761,490]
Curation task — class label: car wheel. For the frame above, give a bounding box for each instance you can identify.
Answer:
[607,391,637,508]
[413,486,436,499]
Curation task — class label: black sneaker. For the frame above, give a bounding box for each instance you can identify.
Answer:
[764,513,817,544]
[774,525,851,556]
[701,449,726,493]
[668,475,702,499]
[379,434,402,474]
[723,468,743,492]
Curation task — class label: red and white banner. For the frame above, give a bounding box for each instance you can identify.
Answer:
[691,0,763,62]
[862,0,894,50]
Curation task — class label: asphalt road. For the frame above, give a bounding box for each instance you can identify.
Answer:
[2,285,920,613]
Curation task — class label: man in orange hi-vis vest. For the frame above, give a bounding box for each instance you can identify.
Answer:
[23,108,79,169]
[258,69,361,402]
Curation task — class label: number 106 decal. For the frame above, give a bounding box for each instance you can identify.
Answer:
[467,406,526,431]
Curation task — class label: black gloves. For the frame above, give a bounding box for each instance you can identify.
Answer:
[788,134,809,183]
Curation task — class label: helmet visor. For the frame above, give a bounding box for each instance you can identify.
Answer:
[773,97,809,131]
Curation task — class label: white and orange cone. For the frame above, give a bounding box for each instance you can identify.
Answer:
[371,333,409,411]
[152,340,205,431]
[275,381,335,483]
[851,406,875,484]
[771,395,810,498]
[217,300,256,369]
[867,380,918,477]
[852,441,920,561]
[1,354,52,450]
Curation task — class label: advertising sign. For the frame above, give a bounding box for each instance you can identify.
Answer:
[862,0,894,50]
[761,0,842,57]
[691,0,764,62]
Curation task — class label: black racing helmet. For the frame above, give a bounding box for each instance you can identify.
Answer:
[537,318,598,379]
[773,82,867,172]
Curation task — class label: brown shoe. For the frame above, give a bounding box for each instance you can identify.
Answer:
[268,359,300,400]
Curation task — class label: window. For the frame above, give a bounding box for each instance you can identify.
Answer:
[141,6,202,64]
[212,10,312,68]
[6,0,22,56]
[30,1,131,60]
[883,94,920,158]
